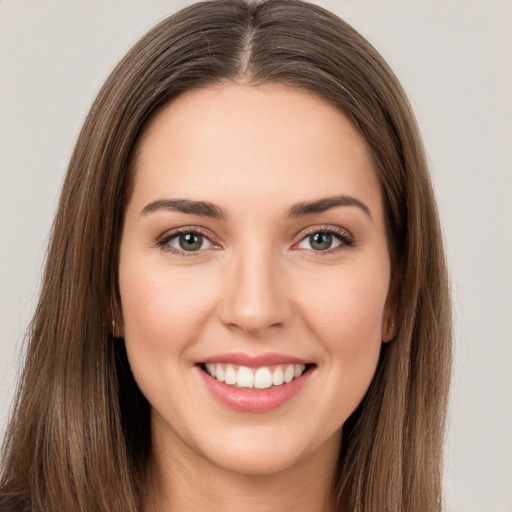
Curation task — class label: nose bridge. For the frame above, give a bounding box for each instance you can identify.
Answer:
[219,241,288,334]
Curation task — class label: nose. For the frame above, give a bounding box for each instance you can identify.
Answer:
[218,247,290,336]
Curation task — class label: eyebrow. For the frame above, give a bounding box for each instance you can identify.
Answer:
[140,194,371,221]
[286,195,372,220]
[141,198,227,219]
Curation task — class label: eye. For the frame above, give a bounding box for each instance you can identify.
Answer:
[161,230,214,253]
[296,229,353,252]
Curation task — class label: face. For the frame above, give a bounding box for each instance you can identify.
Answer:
[118,83,394,477]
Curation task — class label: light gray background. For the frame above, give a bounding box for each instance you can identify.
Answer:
[1,1,511,511]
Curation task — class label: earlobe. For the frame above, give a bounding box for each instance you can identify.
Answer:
[382,318,396,343]
[111,298,124,338]
[381,292,397,342]
[111,318,124,338]
[382,276,398,342]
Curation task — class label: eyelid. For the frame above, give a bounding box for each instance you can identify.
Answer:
[292,225,355,252]
[157,226,221,255]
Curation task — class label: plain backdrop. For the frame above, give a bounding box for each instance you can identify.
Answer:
[0,1,511,511]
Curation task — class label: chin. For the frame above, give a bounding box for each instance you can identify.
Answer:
[207,444,309,477]
[191,423,341,478]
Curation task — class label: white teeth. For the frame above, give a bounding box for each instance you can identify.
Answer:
[204,362,308,389]
[206,363,216,377]
[272,366,284,386]
[254,367,273,389]
[224,365,237,385]
[294,364,306,378]
[284,365,295,383]
[237,366,254,388]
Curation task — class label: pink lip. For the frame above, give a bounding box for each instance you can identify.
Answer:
[197,364,313,413]
[199,352,310,367]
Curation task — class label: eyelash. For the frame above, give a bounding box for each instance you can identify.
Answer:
[157,227,218,257]
[294,225,355,254]
[156,225,355,256]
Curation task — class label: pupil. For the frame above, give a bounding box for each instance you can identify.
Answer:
[180,233,202,251]
[310,232,332,250]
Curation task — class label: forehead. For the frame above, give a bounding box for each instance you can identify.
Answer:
[130,83,383,221]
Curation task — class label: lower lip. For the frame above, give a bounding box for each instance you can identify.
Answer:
[198,366,313,413]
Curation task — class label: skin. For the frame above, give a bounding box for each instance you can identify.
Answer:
[118,83,394,512]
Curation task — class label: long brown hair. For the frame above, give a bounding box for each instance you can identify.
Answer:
[0,1,451,511]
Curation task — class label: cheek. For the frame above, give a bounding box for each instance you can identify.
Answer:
[302,272,388,336]
[118,258,220,394]
[298,262,389,367]
[120,261,215,341]
[118,261,223,423]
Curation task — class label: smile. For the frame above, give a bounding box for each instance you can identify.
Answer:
[203,363,307,389]
[197,354,315,412]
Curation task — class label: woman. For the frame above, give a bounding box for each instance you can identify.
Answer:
[0,1,451,511]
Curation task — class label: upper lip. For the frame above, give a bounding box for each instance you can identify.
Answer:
[199,352,311,368]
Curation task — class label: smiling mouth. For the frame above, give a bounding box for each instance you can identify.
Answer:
[199,363,314,390]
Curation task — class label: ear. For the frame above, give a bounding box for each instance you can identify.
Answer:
[381,313,396,342]
[381,280,397,343]
[110,298,125,338]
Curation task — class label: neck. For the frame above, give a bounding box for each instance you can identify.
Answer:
[144,428,340,512]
